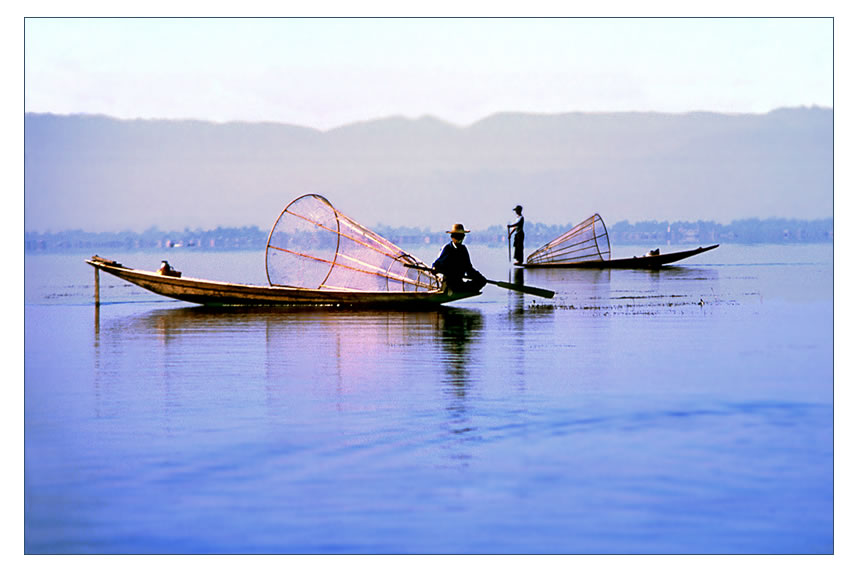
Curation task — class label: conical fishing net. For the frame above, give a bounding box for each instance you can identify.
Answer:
[266,194,440,292]
[526,213,611,265]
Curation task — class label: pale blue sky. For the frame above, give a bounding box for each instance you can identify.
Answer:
[25,17,833,129]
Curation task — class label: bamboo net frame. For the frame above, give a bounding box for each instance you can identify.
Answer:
[526,213,611,265]
[265,194,440,292]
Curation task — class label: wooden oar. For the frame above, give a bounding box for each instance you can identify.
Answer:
[486,279,555,299]
[405,264,554,299]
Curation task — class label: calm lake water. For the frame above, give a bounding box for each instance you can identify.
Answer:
[24,243,833,554]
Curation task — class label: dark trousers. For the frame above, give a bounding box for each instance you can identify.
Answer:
[513,232,524,263]
[444,275,486,294]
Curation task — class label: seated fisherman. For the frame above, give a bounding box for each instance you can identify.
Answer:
[432,223,487,293]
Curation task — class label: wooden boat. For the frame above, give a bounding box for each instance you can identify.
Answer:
[86,194,480,308]
[522,244,719,269]
[524,212,719,269]
[86,255,479,308]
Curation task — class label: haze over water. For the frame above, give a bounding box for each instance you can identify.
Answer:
[24,243,833,554]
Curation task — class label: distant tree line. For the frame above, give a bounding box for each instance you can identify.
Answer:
[24,226,269,253]
[609,217,834,244]
[25,217,833,253]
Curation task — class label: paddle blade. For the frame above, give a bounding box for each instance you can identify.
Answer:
[488,279,555,299]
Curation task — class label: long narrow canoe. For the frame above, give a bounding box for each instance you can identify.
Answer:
[523,244,719,269]
[86,256,479,308]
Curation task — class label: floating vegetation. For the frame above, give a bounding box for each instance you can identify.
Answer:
[528,296,739,314]
[610,294,688,300]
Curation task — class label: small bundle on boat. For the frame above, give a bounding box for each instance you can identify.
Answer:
[265,194,440,292]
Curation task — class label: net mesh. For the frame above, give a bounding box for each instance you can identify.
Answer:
[266,194,440,292]
[526,213,611,265]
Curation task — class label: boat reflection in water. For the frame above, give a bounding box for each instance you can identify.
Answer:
[428,308,484,466]
[436,307,483,393]
[93,304,492,463]
[94,305,488,413]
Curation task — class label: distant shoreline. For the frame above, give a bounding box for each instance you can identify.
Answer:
[24,217,834,253]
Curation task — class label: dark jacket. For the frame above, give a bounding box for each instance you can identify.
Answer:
[432,241,486,291]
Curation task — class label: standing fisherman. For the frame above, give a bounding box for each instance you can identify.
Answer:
[507,205,525,265]
[432,223,487,294]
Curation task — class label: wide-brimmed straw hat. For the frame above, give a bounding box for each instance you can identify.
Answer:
[447,223,470,235]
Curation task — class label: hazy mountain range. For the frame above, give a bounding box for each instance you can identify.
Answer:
[24,108,833,233]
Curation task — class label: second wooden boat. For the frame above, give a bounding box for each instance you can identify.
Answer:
[523,244,719,269]
[524,213,719,269]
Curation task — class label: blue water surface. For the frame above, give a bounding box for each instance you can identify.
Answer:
[24,244,833,554]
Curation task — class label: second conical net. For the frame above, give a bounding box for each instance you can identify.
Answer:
[526,213,611,265]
